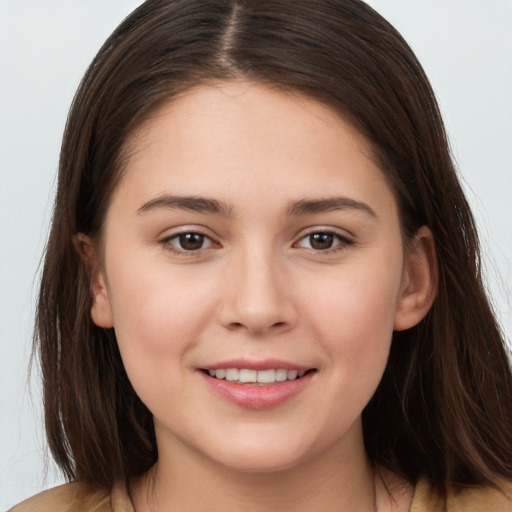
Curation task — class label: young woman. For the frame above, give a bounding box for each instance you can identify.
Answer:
[10,0,512,510]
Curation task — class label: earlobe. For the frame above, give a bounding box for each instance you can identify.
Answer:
[74,234,114,328]
[393,226,438,331]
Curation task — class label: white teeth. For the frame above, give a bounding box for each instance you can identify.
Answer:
[275,369,288,382]
[207,368,310,384]
[238,369,257,383]
[225,368,239,381]
[257,369,276,383]
[287,370,298,380]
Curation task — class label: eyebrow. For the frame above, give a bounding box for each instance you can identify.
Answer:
[136,194,377,219]
[287,197,377,218]
[137,195,233,216]
[137,195,231,217]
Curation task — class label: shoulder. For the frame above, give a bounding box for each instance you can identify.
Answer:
[8,480,133,512]
[411,477,512,512]
[447,480,512,512]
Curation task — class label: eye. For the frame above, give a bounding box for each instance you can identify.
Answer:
[163,231,216,252]
[295,231,352,251]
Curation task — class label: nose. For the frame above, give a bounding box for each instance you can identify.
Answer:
[217,249,298,336]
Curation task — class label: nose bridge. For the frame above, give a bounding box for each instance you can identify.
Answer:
[219,240,296,334]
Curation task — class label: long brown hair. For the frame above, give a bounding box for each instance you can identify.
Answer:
[36,0,512,490]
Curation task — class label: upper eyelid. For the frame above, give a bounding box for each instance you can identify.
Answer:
[164,231,214,242]
[294,226,354,241]
[159,225,219,240]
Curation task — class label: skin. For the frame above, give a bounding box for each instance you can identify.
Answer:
[84,81,436,511]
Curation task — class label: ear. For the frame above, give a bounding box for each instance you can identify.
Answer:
[394,226,438,331]
[74,233,114,328]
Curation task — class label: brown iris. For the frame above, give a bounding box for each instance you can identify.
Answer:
[179,233,205,250]
[309,233,334,250]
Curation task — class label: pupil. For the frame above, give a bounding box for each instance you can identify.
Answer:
[310,233,333,250]
[179,233,204,250]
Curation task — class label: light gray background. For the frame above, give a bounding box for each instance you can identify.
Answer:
[1,0,511,508]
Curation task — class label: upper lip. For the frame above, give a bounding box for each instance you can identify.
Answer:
[201,358,313,372]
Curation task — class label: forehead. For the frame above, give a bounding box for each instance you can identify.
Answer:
[125,80,375,166]
[112,80,396,219]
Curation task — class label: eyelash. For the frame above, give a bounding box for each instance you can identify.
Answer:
[293,230,354,253]
[160,230,219,255]
[159,229,354,255]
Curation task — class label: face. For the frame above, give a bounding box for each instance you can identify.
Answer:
[89,81,432,474]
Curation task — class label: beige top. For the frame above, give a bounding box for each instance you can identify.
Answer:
[9,478,512,512]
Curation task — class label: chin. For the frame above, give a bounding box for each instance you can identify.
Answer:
[199,428,324,474]
[215,450,308,474]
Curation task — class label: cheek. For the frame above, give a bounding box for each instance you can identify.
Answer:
[303,258,402,383]
[308,264,400,330]
[104,259,217,391]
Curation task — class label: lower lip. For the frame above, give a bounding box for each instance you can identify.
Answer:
[200,371,314,409]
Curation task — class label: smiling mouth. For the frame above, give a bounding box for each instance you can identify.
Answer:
[202,368,316,385]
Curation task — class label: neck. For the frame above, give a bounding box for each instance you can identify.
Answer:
[131,424,378,512]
